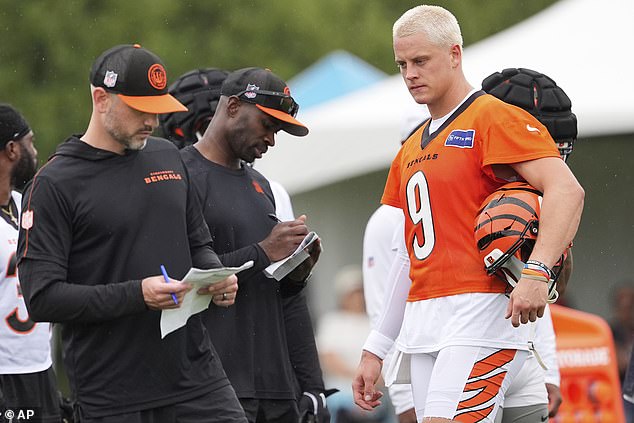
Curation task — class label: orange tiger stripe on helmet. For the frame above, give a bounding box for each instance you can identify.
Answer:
[474,182,542,255]
[474,182,543,284]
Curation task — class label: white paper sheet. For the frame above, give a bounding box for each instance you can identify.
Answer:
[160,261,253,338]
[263,232,320,280]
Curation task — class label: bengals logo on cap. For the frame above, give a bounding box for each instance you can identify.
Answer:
[148,64,167,90]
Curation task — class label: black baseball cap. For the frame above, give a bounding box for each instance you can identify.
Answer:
[0,104,31,147]
[221,67,308,136]
[90,44,187,114]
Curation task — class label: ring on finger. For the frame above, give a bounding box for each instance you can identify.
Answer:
[222,292,228,301]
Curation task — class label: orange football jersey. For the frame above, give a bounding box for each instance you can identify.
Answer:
[382,92,560,301]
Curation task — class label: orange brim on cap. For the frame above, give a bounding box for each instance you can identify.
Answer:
[118,93,188,114]
[256,104,309,137]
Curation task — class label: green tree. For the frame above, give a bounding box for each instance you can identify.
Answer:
[0,0,557,160]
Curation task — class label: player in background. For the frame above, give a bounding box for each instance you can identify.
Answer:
[482,67,578,422]
[162,67,331,423]
[353,5,584,422]
[362,111,424,423]
[363,204,416,423]
[0,104,60,422]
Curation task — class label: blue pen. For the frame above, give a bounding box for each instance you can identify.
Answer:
[160,264,179,305]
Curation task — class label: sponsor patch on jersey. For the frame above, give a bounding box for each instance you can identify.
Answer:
[444,129,475,148]
[21,210,33,230]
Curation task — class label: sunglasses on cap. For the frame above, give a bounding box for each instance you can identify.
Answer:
[235,89,299,118]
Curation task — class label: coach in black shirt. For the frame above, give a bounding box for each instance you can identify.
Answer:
[16,44,247,423]
[180,67,328,423]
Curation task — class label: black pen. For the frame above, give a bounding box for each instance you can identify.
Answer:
[267,213,282,223]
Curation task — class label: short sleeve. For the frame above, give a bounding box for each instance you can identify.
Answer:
[381,147,405,208]
[481,104,560,170]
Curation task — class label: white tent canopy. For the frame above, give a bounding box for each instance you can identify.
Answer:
[257,0,634,194]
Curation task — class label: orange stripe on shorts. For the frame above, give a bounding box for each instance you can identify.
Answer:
[453,349,516,422]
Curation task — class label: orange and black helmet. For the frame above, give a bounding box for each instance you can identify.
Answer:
[474,181,542,286]
[475,181,565,302]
